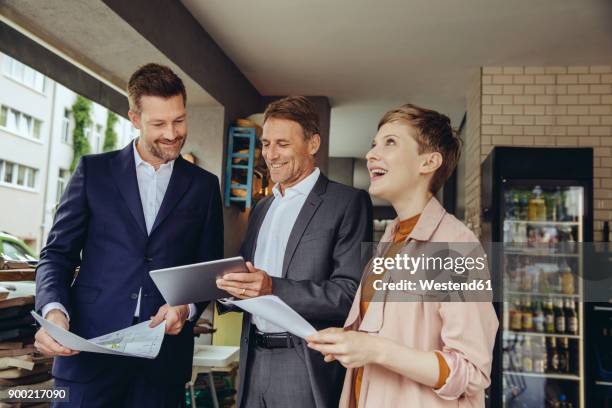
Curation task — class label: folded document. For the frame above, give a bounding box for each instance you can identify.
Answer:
[31,312,165,359]
[220,295,316,338]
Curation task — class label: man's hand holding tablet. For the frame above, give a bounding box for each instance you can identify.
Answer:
[149,257,248,305]
[216,261,273,299]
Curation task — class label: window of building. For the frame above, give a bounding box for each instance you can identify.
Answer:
[94,124,103,153]
[26,168,35,189]
[2,160,13,184]
[61,109,71,144]
[33,120,41,140]
[56,168,69,204]
[0,105,43,141]
[17,165,26,185]
[2,55,46,93]
[0,160,38,190]
[84,124,92,147]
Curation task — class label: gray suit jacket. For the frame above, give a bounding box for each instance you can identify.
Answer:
[229,174,372,408]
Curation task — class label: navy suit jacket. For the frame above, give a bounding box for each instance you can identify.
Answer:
[35,142,223,384]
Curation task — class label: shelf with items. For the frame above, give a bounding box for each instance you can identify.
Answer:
[505,291,581,299]
[224,126,269,209]
[505,331,580,340]
[501,184,586,408]
[503,373,580,408]
[504,250,580,258]
[502,229,580,250]
[503,295,580,336]
[502,185,583,247]
[595,381,612,387]
[503,334,580,378]
[504,220,580,227]
[503,255,580,296]
[504,371,581,381]
[480,148,594,408]
[503,185,583,225]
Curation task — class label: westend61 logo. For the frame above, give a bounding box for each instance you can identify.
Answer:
[371,253,488,275]
[364,244,495,301]
[361,242,612,302]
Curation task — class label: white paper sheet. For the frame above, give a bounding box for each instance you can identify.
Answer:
[220,295,316,338]
[31,311,165,359]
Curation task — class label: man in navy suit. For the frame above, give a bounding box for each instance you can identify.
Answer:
[34,63,223,407]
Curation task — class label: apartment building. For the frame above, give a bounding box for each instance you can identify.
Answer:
[0,52,135,252]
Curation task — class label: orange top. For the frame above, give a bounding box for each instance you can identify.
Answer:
[354,214,450,405]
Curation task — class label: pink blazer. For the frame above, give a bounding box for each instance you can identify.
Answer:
[339,197,499,408]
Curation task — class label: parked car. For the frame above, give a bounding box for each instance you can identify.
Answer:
[0,231,38,266]
[0,281,36,298]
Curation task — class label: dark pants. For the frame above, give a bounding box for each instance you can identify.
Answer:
[52,319,184,408]
[52,356,184,408]
[242,344,316,408]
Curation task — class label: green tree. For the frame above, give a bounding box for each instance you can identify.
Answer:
[103,111,118,152]
[70,96,92,172]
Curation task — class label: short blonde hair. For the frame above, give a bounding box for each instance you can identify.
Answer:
[378,104,461,194]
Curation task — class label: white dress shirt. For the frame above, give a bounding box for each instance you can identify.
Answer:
[252,167,320,332]
[42,140,196,321]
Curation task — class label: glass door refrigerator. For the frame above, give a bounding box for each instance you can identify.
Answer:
[481,147,593,408]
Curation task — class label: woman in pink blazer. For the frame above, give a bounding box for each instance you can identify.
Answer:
[307,104,499,407]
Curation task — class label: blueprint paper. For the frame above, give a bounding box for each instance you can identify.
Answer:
[31,311,165,359]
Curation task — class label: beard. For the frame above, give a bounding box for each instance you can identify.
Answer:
[146,136,186,162]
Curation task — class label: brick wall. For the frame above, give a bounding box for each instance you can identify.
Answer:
[464,69,482,234]
[465,65,612,241]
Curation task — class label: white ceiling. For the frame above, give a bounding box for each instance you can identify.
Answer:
[182,0,612,157]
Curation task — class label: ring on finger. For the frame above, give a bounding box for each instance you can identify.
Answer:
[241,288,246,295]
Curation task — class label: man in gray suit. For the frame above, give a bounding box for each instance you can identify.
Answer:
[217,96,372,408]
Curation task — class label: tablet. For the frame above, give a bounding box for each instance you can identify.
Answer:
[149,256,247,305]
